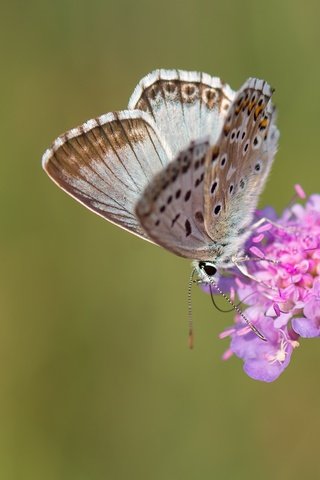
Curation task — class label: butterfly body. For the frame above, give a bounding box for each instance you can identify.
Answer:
[42,70,279,278]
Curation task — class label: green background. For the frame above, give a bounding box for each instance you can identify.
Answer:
[2,0,320,478]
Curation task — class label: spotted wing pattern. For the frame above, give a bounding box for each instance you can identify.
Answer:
[203,78,279,260]
[136,139,215,259]
[129,69,235,158]
[42,110,172,242]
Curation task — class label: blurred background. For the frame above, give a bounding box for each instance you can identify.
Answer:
[1,0,320,478]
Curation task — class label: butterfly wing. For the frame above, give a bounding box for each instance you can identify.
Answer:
[42,110,173,242]
[42,70,235,246]
[129,69,236,157]
[203,78,279,258]
[136,138,216,259]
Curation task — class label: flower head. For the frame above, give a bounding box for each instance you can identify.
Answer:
[214,188,320,382]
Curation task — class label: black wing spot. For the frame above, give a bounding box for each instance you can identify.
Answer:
[175,189,181,199]
[211,181,217,194]
[229,184,234,194]
[160,205,166,213]
[240,178,245,189]
[155,219,160,226]
[255,162,261,172]
[214,204,221,215]
[167,195,173,204]
[184,190,191,202]
[185,219,192,237]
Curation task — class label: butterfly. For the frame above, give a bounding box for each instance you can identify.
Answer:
[42,69,279,332]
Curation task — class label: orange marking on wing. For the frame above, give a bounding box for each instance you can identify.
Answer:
[254,104,264,118]
[259,118,269,129]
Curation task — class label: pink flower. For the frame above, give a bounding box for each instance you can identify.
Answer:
[217,188,320,382]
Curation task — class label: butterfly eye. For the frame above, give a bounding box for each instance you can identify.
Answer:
[199,261,217,277]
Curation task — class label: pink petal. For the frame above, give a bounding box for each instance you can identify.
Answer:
[252,233,265,243]
[219,328,235,339]
[294,184,306,199]
[222,349,233,361]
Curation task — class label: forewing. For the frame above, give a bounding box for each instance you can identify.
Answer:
[42,110,173,242]
[136,139,214,259]
[204,78,279,249]
[129,69,236,158]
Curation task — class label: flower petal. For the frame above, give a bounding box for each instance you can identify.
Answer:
[292,317,320,338]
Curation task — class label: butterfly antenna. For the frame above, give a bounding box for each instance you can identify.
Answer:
[209,282,267,341]
[187,268,197,349]
[209,286,238,313]
[209,286,257,313]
